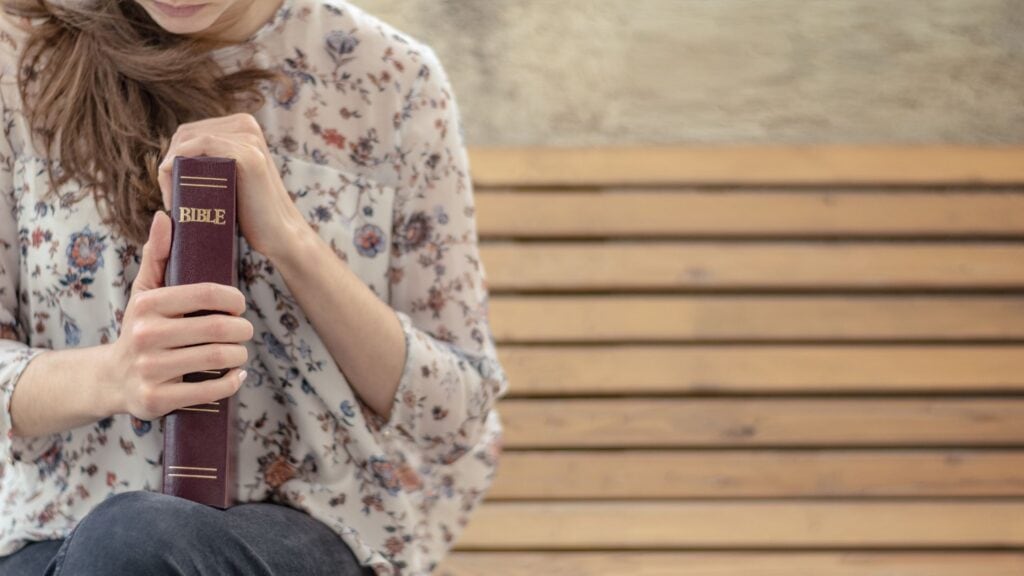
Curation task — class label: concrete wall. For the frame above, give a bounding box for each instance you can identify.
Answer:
[352,0,1024,147]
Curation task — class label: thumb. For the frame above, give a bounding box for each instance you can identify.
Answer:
[132,210,172,296]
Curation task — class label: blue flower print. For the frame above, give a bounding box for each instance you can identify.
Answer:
[369,455,401,496]
[63,315,80,346]
[355,224,385,257]
[326,30,359,64]
[262,331,291,362]
[66,226,106,273]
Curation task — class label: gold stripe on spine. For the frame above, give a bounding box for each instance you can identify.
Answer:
[179,183,228,189]
[167,473,218,480]
[169,465,218,472]
[180,175,228,182]
[178,407,220,413]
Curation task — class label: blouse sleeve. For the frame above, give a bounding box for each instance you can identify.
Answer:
[381,45,509,466]
[0,89,58,466]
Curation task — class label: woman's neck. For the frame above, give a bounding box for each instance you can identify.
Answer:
[201,0,284,43]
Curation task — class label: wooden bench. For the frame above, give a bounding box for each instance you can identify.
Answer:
[437,147,1024,576]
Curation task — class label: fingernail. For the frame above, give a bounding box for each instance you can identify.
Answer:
[238,370,248,383]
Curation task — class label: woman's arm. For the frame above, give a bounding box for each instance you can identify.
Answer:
[0,158,112,458]
[266,45,510,466]
[0,83,116,459]
[7,345,116,439]
[263,218,406,421]
[0,120,95,462]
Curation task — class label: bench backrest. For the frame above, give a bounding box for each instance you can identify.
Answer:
[438,147,1024,576]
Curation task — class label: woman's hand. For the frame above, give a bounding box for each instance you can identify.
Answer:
[104,211,254,421]
[157,113,307,263]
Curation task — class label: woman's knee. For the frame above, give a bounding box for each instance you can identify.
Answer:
[81,490,222,536]
[59,490,227,572]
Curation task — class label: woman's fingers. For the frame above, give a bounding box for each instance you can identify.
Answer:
[174,113,263,141]
[164,114,267,166]
[159,113,274,206]
[160,134,264,178]
[159,133,247,197]
[159,367,247,413]
[132,210,173,295]
[172,130,271,163]
[135,313,254,351]
[139,342,249,384]
[132,282,247,318]
[159,135,228,187]
[166,114,262,157]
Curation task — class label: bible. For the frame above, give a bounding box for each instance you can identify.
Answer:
[160,155,240,509]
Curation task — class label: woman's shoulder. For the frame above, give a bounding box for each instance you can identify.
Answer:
[260,0,454,183]
[276,0,447,83]
[288,0,429,46]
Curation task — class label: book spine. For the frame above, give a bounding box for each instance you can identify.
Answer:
[160,155,239,509]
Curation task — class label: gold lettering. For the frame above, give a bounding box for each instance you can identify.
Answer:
[178,206,227,225]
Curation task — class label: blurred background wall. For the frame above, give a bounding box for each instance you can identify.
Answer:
[353,0,1022,147]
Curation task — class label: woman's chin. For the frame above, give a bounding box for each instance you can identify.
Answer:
[137,1,224,35]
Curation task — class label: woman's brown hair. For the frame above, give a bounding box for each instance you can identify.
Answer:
[2,0,279,245]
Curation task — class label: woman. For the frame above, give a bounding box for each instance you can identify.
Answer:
[0,0,508,574]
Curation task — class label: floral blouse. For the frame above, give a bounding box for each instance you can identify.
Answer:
[0,1,509,574]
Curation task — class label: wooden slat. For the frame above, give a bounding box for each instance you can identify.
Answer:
[475,190,1024,238]
[456,501,1024,549]
[482,243,1024,291]
[498,399,1024,448]
[489,450,1024,499]
[490,296,1024,342]
[498,345,1024,395]
[440,552,1024,576]
[469,147,1024,187]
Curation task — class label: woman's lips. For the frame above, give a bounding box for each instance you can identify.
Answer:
[150,0,209,18]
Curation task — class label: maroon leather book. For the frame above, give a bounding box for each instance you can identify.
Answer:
[160,155,239,509]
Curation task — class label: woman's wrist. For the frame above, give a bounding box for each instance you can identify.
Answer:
[263,214,318,276]
[9,344,122,439]
[92,343,125,419]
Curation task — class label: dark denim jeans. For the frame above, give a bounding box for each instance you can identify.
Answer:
[0,490,376,575]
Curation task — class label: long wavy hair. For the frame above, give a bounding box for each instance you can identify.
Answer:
[1,0,279,245]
